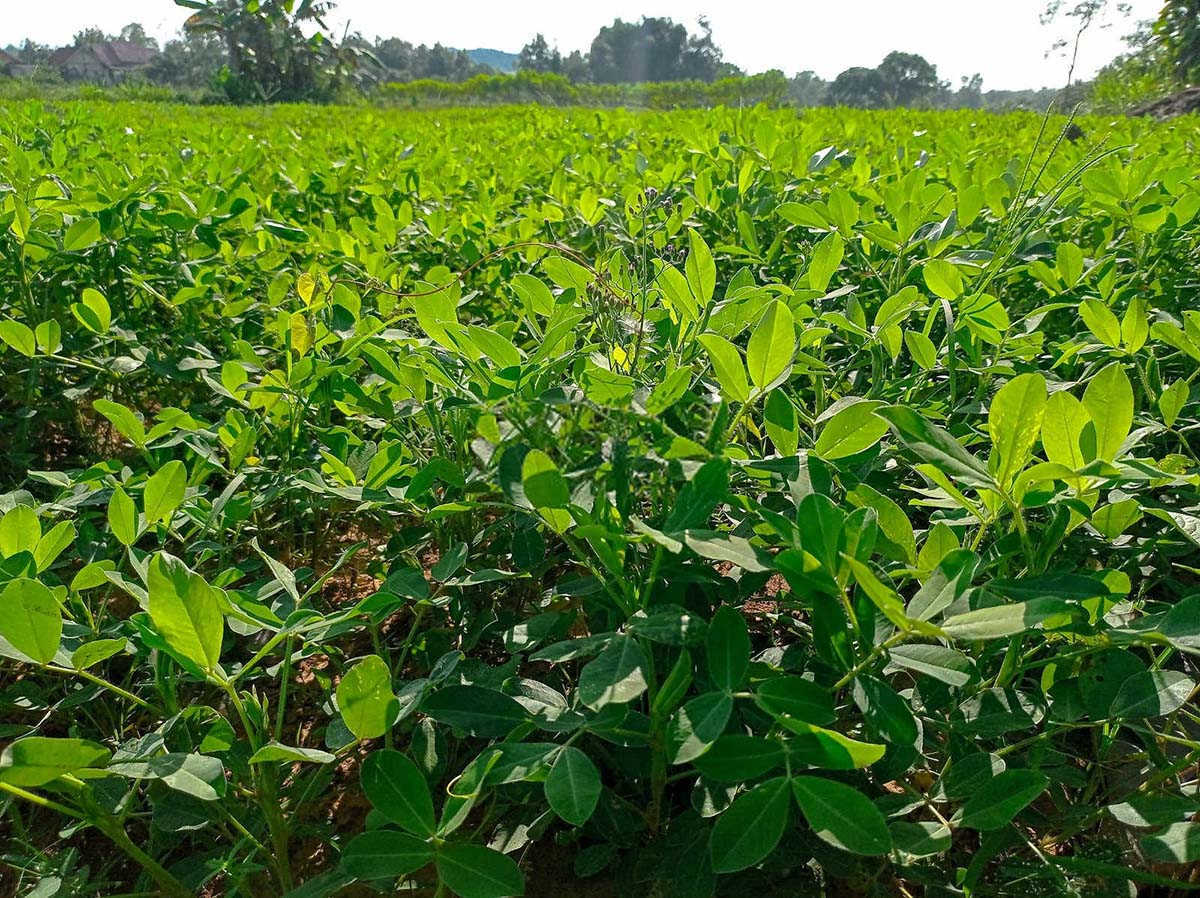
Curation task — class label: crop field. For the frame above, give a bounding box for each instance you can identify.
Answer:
[1,101,1200,897]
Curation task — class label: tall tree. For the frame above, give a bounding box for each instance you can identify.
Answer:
[73,28,110,48]
[119,23,160,51]
[588,17,729,84]
[518,34,563,74]
[149,29,226,86]
[877,51,944,106]
[1156,0,1200,81]
[789,71,829,106]
[828,66,888,107]
[176,0,362,102]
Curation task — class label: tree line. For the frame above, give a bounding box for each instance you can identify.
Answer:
[3,0,1196,109]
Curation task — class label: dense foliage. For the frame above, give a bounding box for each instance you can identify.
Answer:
[1,101,1200,898]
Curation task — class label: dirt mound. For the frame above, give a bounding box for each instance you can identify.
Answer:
[1131,86,1200,119]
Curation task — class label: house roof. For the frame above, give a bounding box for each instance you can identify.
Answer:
[50,46,83,66]
[0,48,19,67]
[96,40,158,67]
[51,40,157,70]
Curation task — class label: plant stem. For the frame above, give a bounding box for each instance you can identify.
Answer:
[44,664,153,710]
[0,782,192,898]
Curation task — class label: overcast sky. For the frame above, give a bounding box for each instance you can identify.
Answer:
[2,0,1161,90]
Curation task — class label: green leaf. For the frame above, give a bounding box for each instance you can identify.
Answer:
[148,552,224,674]
[662,458,728,532]
[0,505,41,557]
[289,311,313,356]
[71,638,128,669]
[960,769,1048,830]
[646,366,693,416]
[9,195,29,243]
[668,690,733,763]
[1082,362,1133,462]
[754,676,835,725]
[341,830,434,881]
[1162,595,1200,653]
[1080,299,1121,347]
[917,524,961,574]
[521,450,569,509]
[846,483,916,565]
[64,217,101,252]
[808,232,844,292]
[941,598,1072,640]
[698,333,750,404]
[887,644,973,687]
[745,300,794,390]
[685,228,716,307]
[92,399,146,448]
[0,578,61,665]
[422,685,527,737]
[545,746,601,825]
[1109,670,1195,719]
[0,737,111,787]
[706,605,750,692]
[108,753,226,801]
[904,329,937,369]
[511,273,555,318]
[709,776,791,873]
[108,487,138,547]
[578,635,648,710]
[890,820,952,858]
[248,742,336,765]
[337,656,399,741]
[71,288,111,334]
[791,776,892,855]
[842,555,912,631]
[693,735,785,783]
[1158,380,1188,428]
[0,319,36,357]
[763,389,799,456]
[262,219,308,242]
[34,520,74,573]
[362,749,436,836]
[878,406,994,489]
[436,843,525,898]
[987,373,1046,488]
[1041,390,1090,470]
[144,461,187,526]
[781,720,887,769]
[1141,822,1200,864]
[814,401,889,460]
[923,259,964,300]
[35,320,61,354]
[684,531,768,572]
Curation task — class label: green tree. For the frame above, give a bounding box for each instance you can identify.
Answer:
[149,29,227,87]
[119,23,160,51]
[518,34,563,74]
[788,70,829,106]
[1156,0,1200,81]
[175,0,360,102]
[828,66,888,107]
[588,17,730,84]
[877,51,945,106]
[366,38,486,83]
[73,27,110,48]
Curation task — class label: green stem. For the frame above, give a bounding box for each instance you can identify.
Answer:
[0,783,192,898]
[44,664,153,710]
[832,631,908,691]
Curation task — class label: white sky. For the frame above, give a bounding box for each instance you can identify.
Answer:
[1,0,1161,90]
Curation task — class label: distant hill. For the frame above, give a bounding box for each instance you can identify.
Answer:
[467,48,518,73]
